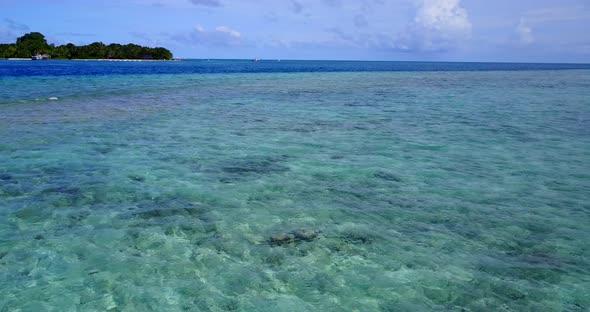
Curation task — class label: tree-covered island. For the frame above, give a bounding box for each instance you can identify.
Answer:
[0,32,173,60]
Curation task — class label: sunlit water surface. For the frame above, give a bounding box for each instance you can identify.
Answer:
[1,61,589,311]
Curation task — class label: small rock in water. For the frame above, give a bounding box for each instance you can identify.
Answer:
[291,228,319,241]
[48,97,59,101]
[128,174,146,182]
[340,231,376,244]
[88,270,100,276]
[374,170,402,182]
[270,233,296,246]
[269,228,320,246]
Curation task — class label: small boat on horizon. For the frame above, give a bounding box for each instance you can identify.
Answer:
[252,58,261,62]
[31,54,50,60]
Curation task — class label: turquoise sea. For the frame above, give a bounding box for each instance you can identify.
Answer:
[1,60,589,311]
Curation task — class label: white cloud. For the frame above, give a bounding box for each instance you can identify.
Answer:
[516,18,534,45]
[523,5,590,24]
[189,0,222,7]
[170,24,242,47]
[0,19,29,43]
[214,26,241,39]
[415,0,471,35]
[130,31,159,47]
[4,18,29,32]
[395,0,472,52]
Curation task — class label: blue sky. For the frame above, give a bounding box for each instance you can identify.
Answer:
[1,0,589,62]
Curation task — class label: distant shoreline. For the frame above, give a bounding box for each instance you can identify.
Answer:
[4,58,182,62]
[71,59,182,62]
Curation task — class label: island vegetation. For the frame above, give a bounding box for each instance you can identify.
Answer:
[0,32,173,60]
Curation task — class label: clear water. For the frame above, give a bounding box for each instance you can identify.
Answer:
[1,61,589,311]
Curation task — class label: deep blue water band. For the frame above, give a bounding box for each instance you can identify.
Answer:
[1,59,590,77]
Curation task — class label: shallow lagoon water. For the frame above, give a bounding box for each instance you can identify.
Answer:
[1,62,590,311]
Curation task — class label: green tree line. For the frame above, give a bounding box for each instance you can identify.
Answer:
[0,32,173,60]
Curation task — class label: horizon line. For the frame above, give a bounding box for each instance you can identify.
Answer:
[174,58,590,65]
